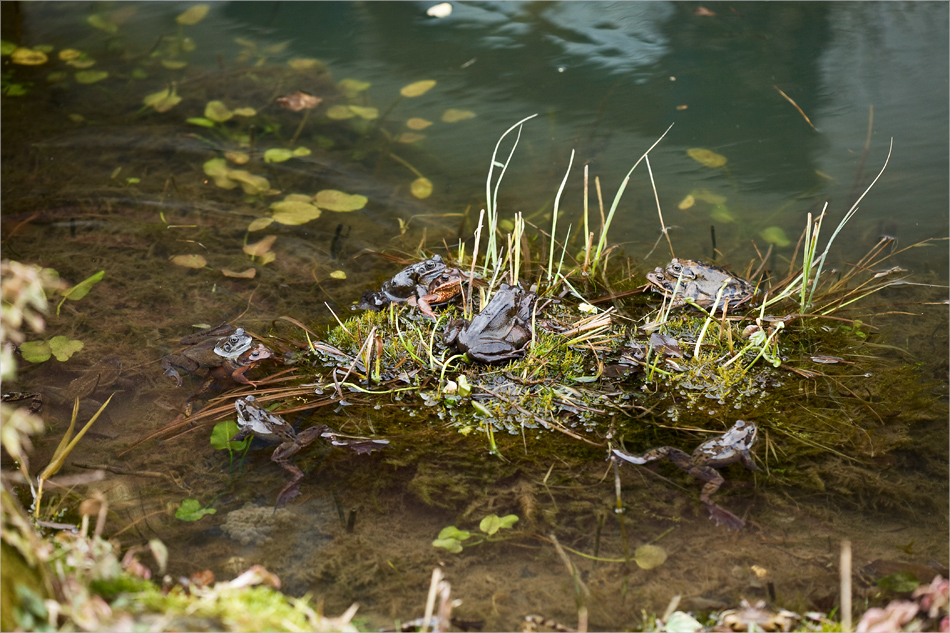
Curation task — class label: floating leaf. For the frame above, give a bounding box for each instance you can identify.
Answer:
[691,189,727,204]
[204,100,233,122]
[222,268,256,279]
[11,48,48,65]
[406,117,433,130]
[143,87,181,113]
[760,226,791,247]
[227,170,270,195]
[176,4,210,25]
[171,254,207,268]
[0,41,17,56]
[677,194,695,210]
[710,203,734,223]
[244,235,277,257]
[259,252,276,266]
[247,217,273,231]
[400,79,436,98]
[186,117,215,128]
[160,60,188,70]
[479,513,518,536]
[232,107,256,117]
[326,105,355,120]
[288,58,326,71]
[86,15,118,33]
[20,341,52,363]
[633,544,667,570]
[410,177,433,199]
[67,59,96,69]
[58,49,82,61]
[61,270,105,303]
[338,78,370,97]
[210,420,250,450]
[292,146,311,157]
[314,190,367,212]
[432,537,464,553]
[437,526,471,541]
[687,148,728,168]
[284,193,314,203]
[74,70,108,84]
[329,270,346,280]
[347,105,378,120]
[397,132,425,144]
[48,336,84,362]
[203,157,230,177]
[270,200,321,225]
[441,108,475,123]
[276,91,321,111]
[264,148,294,163]
[224,151,249,164]
[174,498,216,522]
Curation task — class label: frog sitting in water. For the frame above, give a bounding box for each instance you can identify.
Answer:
[646,258,756,313]
[358,255,464,319]
[161,324,272,387]
[231,395,330,507]
[612,420,760,529]
[444,283,536,364]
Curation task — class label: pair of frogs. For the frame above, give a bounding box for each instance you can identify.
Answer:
[362,255,536,364]
[160,324,273,387]
[646,258,756,312]
[612,419,760,530]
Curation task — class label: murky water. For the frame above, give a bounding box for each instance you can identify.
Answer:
[3,3,947,630]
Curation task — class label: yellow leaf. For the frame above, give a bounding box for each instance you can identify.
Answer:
[227,170,270,195]
[314,190,368,212]
[400,80,436,98]
[406,117,433,130]
[396,132,425,144]
[633,544,667,570]
[202,157,230,178]
[232,107,256,117]
[691,189,727,204]
[204,100,233,122]
[171,254,207,268]
[677,195,695,210]
[176,4,210,25]
[347,105,378,120]
[143,87,181,112]
[338,78,370,98]
[288,58,326,72]
[225,151,249,165]
[259,252,276,265]
[760,226,791,247]
[244,235,277,257]
[329,270,347,280]
[67,59,96,69]
[410,177,433,199]
[247,218,273,232]
[326,104,355,120]
[441,108,475,123]
[687,148,728,168]
[11,48,48,65]
[269,200,322,225]
[58,49,82,61]
[222,268,256,279]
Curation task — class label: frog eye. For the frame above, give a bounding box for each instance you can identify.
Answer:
[670,263,683,273]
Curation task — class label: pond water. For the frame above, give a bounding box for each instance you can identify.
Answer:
[2,2,948,630]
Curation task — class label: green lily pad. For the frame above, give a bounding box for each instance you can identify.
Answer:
[710,203,735,223]
[143,87,181,113]
[347,105,378,120]
[410,177,433,199]
[292,146,311,157]
[337,78,370,98]
[74,70,108,84]
[432,537,464,553]
[760,226,791,247]
[0,40,18,56]
[314,189,367,212]
[210,420,250,450]
[176,4,210,25]
[227,170,270,195]
[479,513,518,536]
[326,104,355,120]
[264,148,293,163]
[270,200,321,225]
[633,544,668,570]
[87,15,118,33]
[186,117,216,128]
[232,107,257,117]
[48,336,84,362]
[19,340,52,363]
[204,100,233,123]
[174,498,216,522]
[247,217,274,232]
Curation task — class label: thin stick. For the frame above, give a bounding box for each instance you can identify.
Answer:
[773,85,818,132]
[645,154,675,257]
[548,149,575,281]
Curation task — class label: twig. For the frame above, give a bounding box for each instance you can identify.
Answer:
[773,85,819,132]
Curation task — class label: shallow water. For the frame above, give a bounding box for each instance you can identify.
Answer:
[2,2,948,630]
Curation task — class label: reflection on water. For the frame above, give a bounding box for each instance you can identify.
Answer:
[2,2,947,630]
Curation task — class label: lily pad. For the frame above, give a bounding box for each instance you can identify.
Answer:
[400,79,436,98]
[222,268,256,279]
[442,108,475,123]
[677,194,695,210]
[264,148,294,163]
[143,87,181,113]
[314,190,367,212]
[247,217,274,232]
[397,132,425,144]
[67,59,96,69]
[19,340,52,363]
[58,49,82,60]
[337,78,371,97]
[210,420,250,450]
[760,226,791,247]
[87,15,118,33]
[224,151,249,164]
[1,41,18,56]
[406,117,433,130]
[410,177,433,199]
[48,336,84,362]
[326,105,355,120]
[479,513,518,536]
[244,235,277,257]
[347,105,378,120]
[176,4,210,25]
[74,70,108,84]
[11,48,48,65]
[174,498,216,522]
[292,146,311,157]
[171,254,207,268]
[687,148,728,168]
[633,544,667,570]
[329,270,347,280]
[232,107,256,117]
[227,170,270,195]
[204,100,233,123]
[710,203,735,223]
[269,200,321,225]
[691,189,727,204]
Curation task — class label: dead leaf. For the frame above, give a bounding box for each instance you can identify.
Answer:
[276,91,322,111]
[243,235,276,257]
[222,268,256,279]
[400,80,436,97]
[687,148,727,168]
[171,254,207,268]
[441,108,476,123]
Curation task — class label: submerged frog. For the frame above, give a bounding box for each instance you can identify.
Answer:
[444,283,536,364]
[161,324,264,387]
[230,395,330,507]
[359,255,464,318]
[646,258,756,312]
[612,420,760,529]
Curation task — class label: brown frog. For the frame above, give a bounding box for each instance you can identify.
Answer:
[612,420,760,529]
[161,324,262,387]
[444,283,536,364]
[646,258,756,312]
[359,255,463,318]
[230,395,330,506]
